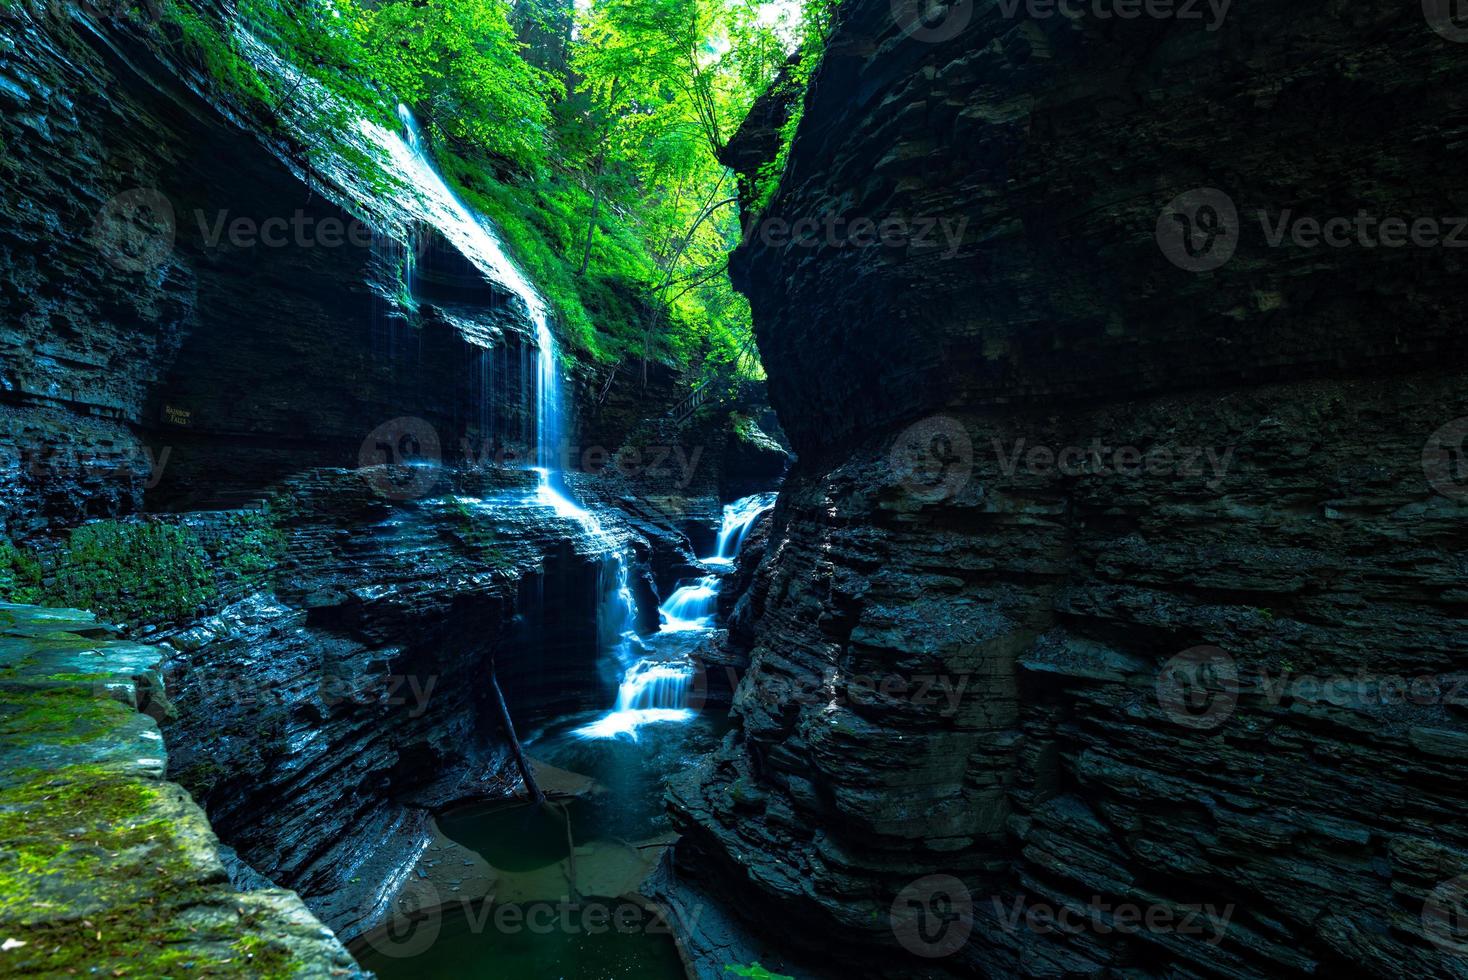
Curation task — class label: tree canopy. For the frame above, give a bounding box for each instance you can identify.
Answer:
[157,0,836,380]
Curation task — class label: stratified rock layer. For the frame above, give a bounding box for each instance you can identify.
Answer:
[670,1,1468,977]
[0,603,363,977]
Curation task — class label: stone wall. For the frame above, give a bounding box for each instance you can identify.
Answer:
[668,1,1468,976]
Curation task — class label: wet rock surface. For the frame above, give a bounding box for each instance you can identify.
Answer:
[157,466,660,942]
[669,0,1468,976]
[0,603,363,977]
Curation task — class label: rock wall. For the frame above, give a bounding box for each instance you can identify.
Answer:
[0,8,540,532]
[670,1,1468,977]
[0,602,363,977]
[0,6,683,949]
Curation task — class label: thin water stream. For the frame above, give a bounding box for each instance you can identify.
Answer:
[356,108,777,979]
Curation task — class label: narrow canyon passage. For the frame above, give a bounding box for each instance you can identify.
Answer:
[3,1,1468,979]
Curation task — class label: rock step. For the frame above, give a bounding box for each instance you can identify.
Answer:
[0,602,365,978]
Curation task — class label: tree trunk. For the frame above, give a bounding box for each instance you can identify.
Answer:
[489,658,545,807]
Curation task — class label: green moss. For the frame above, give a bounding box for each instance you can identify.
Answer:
[726,964,794,980]
[50,521,216,626]
[210,511,288,587]
[231,932,298,980]
[0,539,43,604]
[0,686,132,747]
[157,0,274,107]
[0,767,173,918]
[0,761,308,976]
[446,499,516,570]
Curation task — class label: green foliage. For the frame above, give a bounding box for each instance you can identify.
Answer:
[158,0,274,107]
[0,540,42,604]
[158,0,832,376]
[51,521,216,626]
[731,411,783,453]
[356,0,561,170]
[725,964,794,980]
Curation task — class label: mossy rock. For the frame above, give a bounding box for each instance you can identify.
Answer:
[0,603,365,977]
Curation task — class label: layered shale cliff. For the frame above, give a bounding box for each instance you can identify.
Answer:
[0,5,781,953]
[668,1,1468,977]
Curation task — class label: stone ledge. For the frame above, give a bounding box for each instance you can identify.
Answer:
[0,603,365,978]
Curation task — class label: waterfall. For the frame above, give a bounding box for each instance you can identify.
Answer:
[598,551,639,655]
[535,318,561,472]
[658,576,719,632]
[386,108,656,751]
[380,106,564,468]
[576,492,779,741]
[709,492,778,565]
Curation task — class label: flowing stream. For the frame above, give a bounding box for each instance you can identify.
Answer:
[357,111,776,979]
[574,491,778,741]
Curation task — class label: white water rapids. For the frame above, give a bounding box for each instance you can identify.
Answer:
[575,492,779,740]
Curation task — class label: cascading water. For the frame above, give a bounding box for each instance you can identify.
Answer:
[386,107,648,743]
[575,492,779,741]
[707,492,778,566]
[658,576,719,632]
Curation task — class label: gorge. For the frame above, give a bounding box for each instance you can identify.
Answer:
[3,0,1468,978]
